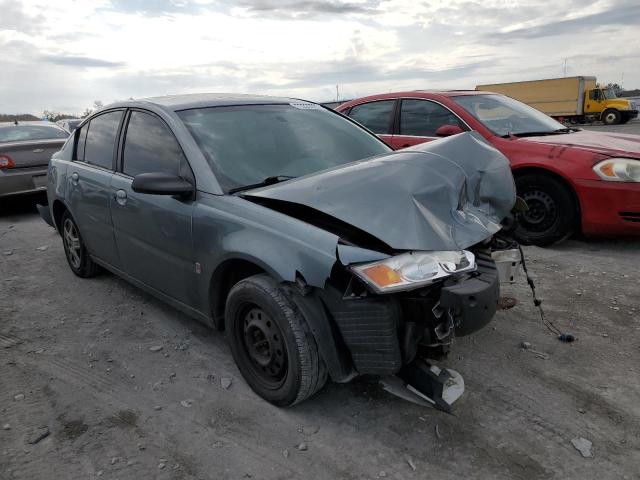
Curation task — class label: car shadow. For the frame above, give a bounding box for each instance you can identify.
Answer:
[1,192,47,219]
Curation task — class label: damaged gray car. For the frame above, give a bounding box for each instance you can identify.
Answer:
[44,94,518,409]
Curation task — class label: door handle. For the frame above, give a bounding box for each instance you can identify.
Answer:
[115,189,127,206]
[71,172,79,184]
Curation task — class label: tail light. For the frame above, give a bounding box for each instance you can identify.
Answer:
[0,155,14,169]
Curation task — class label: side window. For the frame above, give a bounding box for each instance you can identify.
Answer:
[399,100,465,137]
[348,100,395,134]
[83,111,123,169]
[75,123,88,161]
[122,111,186,178]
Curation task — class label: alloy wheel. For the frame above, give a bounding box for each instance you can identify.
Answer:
[63,218,82,269]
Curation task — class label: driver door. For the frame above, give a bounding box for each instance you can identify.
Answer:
[110,109,197,305]
[390,99,466,150]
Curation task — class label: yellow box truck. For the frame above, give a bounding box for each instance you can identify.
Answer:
[476,76,638,125]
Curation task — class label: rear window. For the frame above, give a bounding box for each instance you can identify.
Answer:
[0,125,68,143]
[178,103,390,192]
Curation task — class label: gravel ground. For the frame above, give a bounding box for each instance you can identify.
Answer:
[1,163,639,479]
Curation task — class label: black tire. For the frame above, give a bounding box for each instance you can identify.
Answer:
[514,174,577,246]
[602,109,621,125]
[60,211,101,278]
[225,274,327,406]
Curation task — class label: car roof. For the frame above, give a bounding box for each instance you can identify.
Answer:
[338,90,498,107]
[108,93,305,113]
[0,121,63,128]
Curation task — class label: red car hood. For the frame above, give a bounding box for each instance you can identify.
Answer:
[523,129,640,159]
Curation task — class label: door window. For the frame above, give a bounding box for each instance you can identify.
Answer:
[122,111,186,178]
[74,123,88,161]
[83,111,123,169]
[348,100,395,134]
[399,99,464,137]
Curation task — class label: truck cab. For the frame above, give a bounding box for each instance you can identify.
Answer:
[584,87,637,124]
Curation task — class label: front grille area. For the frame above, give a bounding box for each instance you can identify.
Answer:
[619,211,640,223]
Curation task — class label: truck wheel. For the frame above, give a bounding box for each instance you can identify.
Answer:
[61,211,101,277]
[225,274,327,406]
[602,109,621,125]
[514,174,577,246]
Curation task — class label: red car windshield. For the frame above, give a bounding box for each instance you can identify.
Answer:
[452,94,567,137]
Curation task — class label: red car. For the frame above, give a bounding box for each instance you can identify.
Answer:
[336,91,640,245]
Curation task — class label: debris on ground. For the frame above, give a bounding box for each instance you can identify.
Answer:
[379,471,387,478]
[220,377,232,390]
[158,462,166,469]
[154,405,162,411]
[498,296,518,310]
[13,393,25,401]
[27,427,50,445]
[283,449,289,458]
[297,442,308,451]
[3,424,11,430]
[521,341,532,349]
[405,456,416,471]
[180,399,194,408]
[299,425,319,436]
[149,345,163,352]
[435,424,442,439]
[571,437,593,458]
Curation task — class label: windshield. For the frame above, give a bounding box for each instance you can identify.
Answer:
[603,88,617,100]
[178,103,391,192]
[452,94,565,137]
[0,124,69,143]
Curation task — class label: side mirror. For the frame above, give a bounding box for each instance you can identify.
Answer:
[131,172,194,197]
[435,124,464,137]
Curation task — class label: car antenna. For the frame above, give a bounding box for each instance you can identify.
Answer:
[518,245,575,343]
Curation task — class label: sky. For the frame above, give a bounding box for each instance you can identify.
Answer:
[1,0,639,115]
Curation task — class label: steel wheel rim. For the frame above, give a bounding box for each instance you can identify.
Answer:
[63,218,82,269]
[605,112,616,124]
[240,305,287,389]
[518,189,558,233]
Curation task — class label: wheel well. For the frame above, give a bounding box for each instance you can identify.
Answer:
[52,200,68,233]
[512,167,582,230]
[210,259,266,330]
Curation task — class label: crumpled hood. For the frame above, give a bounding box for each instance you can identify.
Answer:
[245,132,516,251]
[524,129,640,159]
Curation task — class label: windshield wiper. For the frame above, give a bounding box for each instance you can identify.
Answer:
[501,128,577,139]
[228,175,297,194]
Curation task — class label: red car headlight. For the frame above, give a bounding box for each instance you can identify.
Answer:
[593,158,640,182]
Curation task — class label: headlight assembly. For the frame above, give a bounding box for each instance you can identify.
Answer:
[593,158,640,182]
[350,250,476,294]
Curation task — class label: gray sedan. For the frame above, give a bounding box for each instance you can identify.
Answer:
[44,94,517,408]
[1,122,68,198]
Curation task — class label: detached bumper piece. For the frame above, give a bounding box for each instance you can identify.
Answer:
[381,359,465,413]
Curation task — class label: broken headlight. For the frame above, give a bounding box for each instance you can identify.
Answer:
[350,250,476,294]
[593,158,640,182]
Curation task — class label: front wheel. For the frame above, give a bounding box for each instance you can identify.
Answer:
[225,274,327,406]
[514,174,577,246]
[602,109,621,125]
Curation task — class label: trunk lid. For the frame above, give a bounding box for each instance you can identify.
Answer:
[0,139,66,168]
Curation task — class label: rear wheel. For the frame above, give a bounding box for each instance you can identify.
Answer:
[61,211,101,277]
[514,174,577,246]
[602,109,621,125]
[225,274,327,406]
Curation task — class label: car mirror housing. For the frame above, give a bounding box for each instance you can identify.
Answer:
[131,172,194,197]
[435,124,464,137]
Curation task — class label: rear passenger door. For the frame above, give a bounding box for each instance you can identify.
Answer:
[346,100,396,147]
[391,99,466,149]
[109,109,196,305]
[66,110,123,267]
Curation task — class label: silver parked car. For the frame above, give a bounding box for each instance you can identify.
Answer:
[44,94,518,408]
[0,121,68,198]
[56,118,83,133]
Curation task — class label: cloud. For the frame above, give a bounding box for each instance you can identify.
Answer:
[494,3,640,39]
[39,55,126,68]
[105,0,213,16]
[0,0,46,34]
[237,0,379,18]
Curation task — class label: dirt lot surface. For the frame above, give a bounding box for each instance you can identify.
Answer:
[1,156,639,479]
